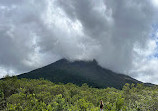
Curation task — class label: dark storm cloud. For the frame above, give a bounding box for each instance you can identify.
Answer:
[50,0,155,72]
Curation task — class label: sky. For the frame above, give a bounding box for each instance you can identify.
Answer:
[0,0,158,84]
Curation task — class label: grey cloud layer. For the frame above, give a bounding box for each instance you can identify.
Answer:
[0,0,157,83]
[55,0,155,71]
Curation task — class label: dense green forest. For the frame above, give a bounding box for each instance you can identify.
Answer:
[0,76,158,111]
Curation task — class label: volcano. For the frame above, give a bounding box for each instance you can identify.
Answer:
[17,59,143,89]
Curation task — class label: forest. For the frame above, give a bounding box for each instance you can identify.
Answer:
[0,76,158,111]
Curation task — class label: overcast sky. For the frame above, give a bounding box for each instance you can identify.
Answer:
[0,0,158,84]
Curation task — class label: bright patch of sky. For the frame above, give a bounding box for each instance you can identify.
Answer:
[152,0,158,7]
[151,24,158,58]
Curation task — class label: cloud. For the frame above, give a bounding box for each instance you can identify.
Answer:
[0,0,158,83]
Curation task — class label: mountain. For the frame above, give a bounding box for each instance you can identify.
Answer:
[17,59,142,89]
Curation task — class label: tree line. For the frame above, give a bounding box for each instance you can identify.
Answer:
[0,76,158,111]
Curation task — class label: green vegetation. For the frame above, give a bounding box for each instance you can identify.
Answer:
[0,76,158,111]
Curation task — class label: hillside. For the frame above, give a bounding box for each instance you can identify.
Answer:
[18,59,142,89]
[0,77,158,110]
